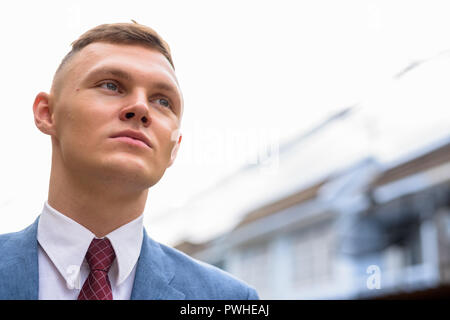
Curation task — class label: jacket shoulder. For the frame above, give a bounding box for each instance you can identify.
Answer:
[0,225,34,254]
[0,220,40,300]
[158,242,259,300]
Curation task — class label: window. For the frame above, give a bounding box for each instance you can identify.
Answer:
[383,219,422,269]
[237,241,271,292]
[291,221,335,288]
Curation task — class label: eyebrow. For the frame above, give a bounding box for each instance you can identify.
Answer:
[85,67,179,94]
[96,68,132,81]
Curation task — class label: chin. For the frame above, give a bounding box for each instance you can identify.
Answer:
[98,155,160,188]
[88,147,171,186]
[105,167,157,190]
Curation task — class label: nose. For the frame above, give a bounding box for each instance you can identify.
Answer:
[119,95,151,128]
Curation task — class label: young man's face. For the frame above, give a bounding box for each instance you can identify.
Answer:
[47,42,183,189]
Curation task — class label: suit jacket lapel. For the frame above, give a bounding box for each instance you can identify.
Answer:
[130,229,185,300]
[0,217,39,300]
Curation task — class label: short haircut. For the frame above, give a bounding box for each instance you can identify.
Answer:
[56,21,174,75]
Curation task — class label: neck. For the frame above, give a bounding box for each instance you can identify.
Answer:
[48,157,148,238]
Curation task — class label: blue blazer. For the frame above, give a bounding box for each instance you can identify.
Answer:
[0,217,259,300]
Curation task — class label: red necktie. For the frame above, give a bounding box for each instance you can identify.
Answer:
[78,238,116,300]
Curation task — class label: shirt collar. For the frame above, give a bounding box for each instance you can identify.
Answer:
[37,201,143,286]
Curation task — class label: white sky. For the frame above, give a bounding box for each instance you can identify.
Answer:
[0,0,449,241]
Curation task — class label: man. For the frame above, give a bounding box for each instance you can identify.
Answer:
[0,22,259,300]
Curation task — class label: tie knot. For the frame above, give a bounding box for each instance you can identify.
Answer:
[85,238,116,272]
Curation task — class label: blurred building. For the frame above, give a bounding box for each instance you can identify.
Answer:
[175,138,450,299]
[170,52,450,299]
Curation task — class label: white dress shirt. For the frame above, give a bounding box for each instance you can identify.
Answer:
[37,201,144,300]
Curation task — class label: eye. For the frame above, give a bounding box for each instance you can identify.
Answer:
[154,98,171,108]
[100,82,120,92]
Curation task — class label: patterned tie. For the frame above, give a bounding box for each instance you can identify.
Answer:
[78,238,116,300]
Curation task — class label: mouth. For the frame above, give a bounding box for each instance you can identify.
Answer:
[110,130,152,149]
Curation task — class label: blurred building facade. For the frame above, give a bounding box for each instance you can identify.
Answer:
[169,49,450,299]
[175,139,450,299]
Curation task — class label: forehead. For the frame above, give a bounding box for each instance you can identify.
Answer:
[69,42,180,89]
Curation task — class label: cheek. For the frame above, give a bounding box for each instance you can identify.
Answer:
[55,102,108,149]
[155,120,179,158]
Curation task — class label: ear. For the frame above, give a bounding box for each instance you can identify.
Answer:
[167,133,182,168]
[33,92,55,136]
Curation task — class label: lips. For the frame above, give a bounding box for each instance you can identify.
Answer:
[110,130,152,148]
